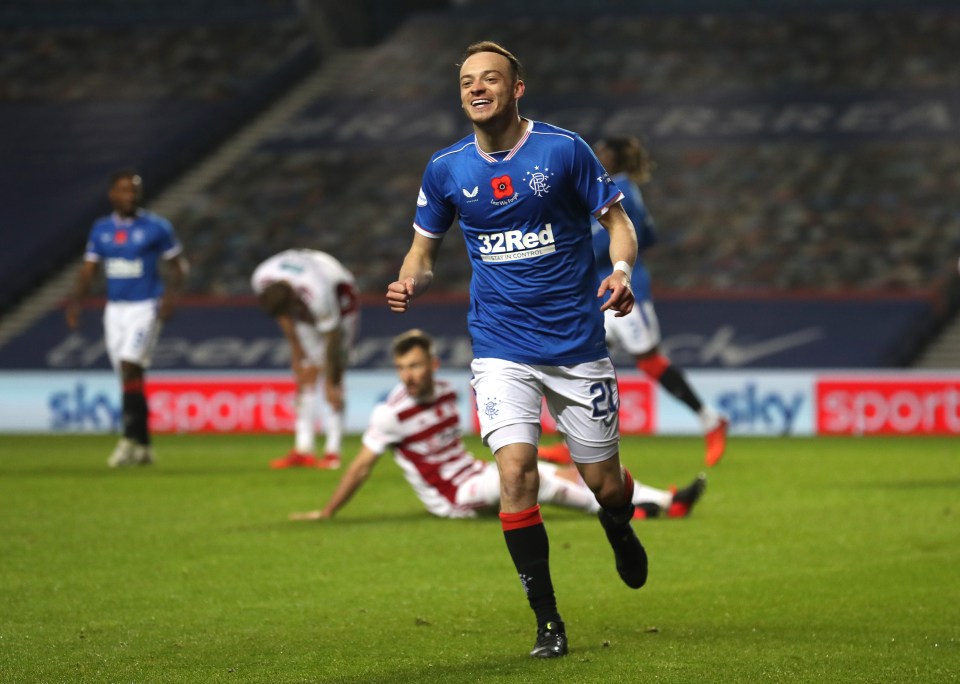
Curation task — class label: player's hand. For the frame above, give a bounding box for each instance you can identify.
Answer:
[598,272,635,317]
[325,379,344,412]
[293,361,318,386]
[386,277,416,312]
[289,509,331,521]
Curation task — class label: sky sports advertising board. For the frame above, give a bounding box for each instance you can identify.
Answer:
[1,369,957,436]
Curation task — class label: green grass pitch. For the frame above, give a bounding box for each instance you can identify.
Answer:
[1,433,958,683]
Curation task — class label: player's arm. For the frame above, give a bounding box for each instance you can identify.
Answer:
[158,255,187,321]
[596,202,638,317]
[276,314,316,385]
[322,326,345,411]
[65,260,98,329]
[289,444,381,520]
[386,232,442,312]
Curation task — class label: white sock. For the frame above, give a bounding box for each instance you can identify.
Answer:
[538,470,601,513]
[322,403,344,456]
[632,483,672,510]
[699,406,721,433]
[294,387,316,454]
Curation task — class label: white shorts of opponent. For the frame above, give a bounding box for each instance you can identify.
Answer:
[604,299,660,356]
[471,357,621,464]
[103,299,163,370]
[294,310,360,369]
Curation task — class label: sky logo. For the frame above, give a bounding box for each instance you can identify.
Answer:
[49,383,121,431]
[716,382,806,435]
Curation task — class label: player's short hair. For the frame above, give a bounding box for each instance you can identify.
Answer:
[392,329,435,358]
[461,41,524,82]
[594,136,654,185]
[257,281,296,317]
[109,169,142,188]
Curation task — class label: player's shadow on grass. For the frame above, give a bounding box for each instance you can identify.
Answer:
[322,643,615,684]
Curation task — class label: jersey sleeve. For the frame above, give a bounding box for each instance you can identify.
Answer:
[360,403,401,455]
[412,157,456,237]
[156,216,183,260]
[83,235,101,261]
[570,134,624,218]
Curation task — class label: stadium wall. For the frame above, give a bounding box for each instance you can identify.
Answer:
[2,368,958,437]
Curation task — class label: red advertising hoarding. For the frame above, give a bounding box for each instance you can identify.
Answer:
[147,377,296,433]
[817,378,960,435]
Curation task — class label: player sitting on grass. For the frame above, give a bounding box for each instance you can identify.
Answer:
[291,329,706,522]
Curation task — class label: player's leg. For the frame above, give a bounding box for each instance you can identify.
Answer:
[545,360,647,589]
[313,374,342,469]
[547,464,707,519]
[472,358,567,658]
[622,301,728,466]
[317,315,356,469]
[273,322,321,468]
[536,463,600,512]
[546,465,693,518]
[109,301,161,466]
[294,372,318,457]
[119,361,149,453]
[104,303,135,466]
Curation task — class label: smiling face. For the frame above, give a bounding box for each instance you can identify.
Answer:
[459,50,524,128]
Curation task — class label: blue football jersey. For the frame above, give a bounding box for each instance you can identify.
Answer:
[84,210,182,302]
[592,172,657,302]
[414,120,624,365]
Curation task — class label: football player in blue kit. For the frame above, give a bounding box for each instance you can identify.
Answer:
[540,136,729,467]
[66,170,186,467]
[387,41,646,658]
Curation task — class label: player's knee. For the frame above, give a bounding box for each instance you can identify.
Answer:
[636,352,670,380]
[496,457,539,502]
[592,478,628,508]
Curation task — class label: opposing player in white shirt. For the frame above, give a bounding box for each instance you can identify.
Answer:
[291,329,705,521]
[251,249,359,470]
[66,170,186,467]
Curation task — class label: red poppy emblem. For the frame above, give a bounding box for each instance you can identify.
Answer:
[115,230,127,245]
[491,175,514,199]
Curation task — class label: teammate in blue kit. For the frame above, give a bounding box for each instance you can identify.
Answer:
[66,170,186,467]
[539,136,729,467]
[387,41,646,658]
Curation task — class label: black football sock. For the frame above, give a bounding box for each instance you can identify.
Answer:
[122,379,150,445]
[501,505,561,626]
[658,365,703,413]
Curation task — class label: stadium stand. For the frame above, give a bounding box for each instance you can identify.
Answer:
[2,0,959,368]
[153,7,960,300]
[0,0,320,316]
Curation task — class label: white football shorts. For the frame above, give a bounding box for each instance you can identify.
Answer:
[604,298,660,356]
[103,299,162,370]
[471,357,621,463]
[294,309,359,368]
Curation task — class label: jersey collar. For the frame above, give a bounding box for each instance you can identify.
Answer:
[111,210,142,227]
[474,118,533,163]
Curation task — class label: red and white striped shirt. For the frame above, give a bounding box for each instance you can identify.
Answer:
[362,379,487,518]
